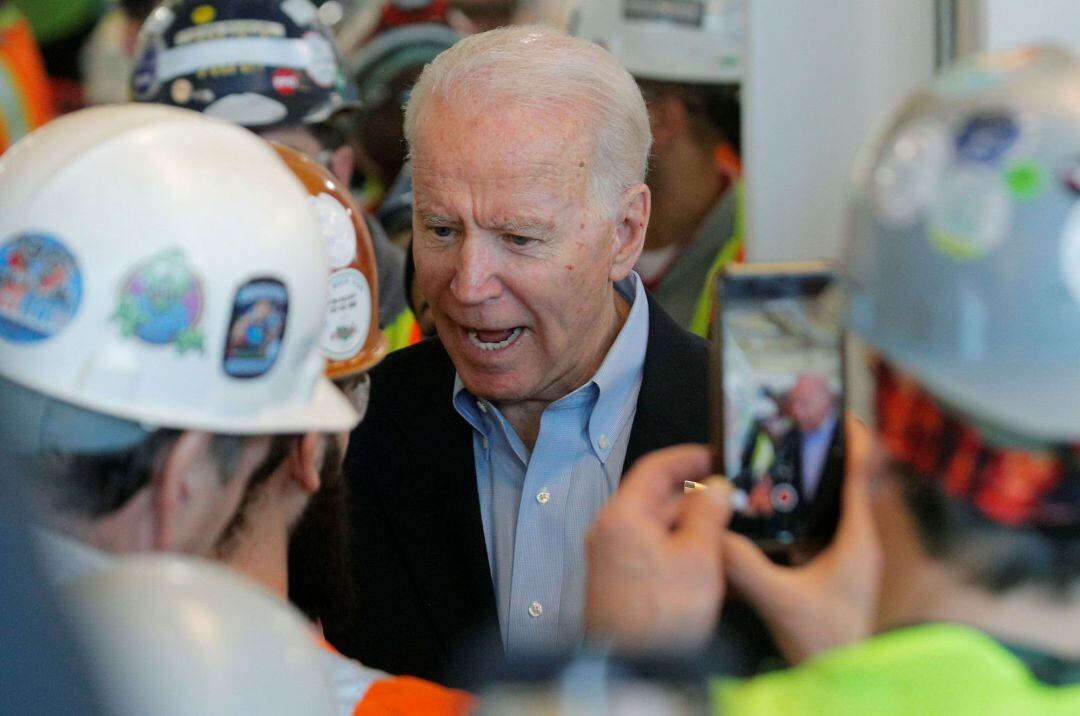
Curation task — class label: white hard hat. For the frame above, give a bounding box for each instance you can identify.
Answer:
[0,104,359,435]
[64,556,337,716]
[569,0,745,84]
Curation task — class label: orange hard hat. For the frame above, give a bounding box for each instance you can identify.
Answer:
[270,142,388,380]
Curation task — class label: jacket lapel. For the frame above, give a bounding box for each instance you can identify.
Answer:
[375,341,501,672]
[626,293,711,470]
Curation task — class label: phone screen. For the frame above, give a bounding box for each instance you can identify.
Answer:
[713,264,844,548]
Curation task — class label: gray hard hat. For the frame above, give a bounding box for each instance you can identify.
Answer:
[845,45,1080,441]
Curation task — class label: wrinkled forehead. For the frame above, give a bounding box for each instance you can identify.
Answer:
[411,96,597,189]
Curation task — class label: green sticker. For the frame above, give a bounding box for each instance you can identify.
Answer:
[1004,161,1046,201]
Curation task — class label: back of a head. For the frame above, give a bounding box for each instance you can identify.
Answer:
[844,46,1080,592]
[65,556,337,716]
[403,25,652,211]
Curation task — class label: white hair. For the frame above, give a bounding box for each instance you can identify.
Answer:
[403,25,652,214]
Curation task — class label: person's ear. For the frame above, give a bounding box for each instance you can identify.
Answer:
[648,92,689,150]
[330,145,355,186]
[286,432,322,495]
[609,183,651,282]
[151,431,214,551]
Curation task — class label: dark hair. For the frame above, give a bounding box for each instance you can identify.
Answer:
[212,434,300,558]
[638,80,742,153]
[898,465,1079,596]
[287,436,358,632]
[119,0,157,22]
[39,430,284,519]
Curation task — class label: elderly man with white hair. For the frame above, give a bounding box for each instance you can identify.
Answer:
[328,26,718,684]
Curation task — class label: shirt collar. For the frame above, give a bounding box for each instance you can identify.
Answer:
[452,273,650,464]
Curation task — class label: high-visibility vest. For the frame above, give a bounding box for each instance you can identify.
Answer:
[689,181,745,338]
[0,5,53,154]
[715,623,1080,715]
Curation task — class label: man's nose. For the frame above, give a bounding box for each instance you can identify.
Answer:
[450,234,502,305]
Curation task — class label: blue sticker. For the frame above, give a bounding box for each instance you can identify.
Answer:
[0,233,82,343]
[955,111,1020,164]
[132,42,159,99]
[114,249,204,353]
[223,278,288,378]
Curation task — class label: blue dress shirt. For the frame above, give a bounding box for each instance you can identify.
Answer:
[452,273,650,654]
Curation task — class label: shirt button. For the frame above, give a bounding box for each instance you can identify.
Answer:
[477,401,488,414]
[598,435,610,450]
[536,489,551,504]
[482,437,489,451]
[528,601,543,618]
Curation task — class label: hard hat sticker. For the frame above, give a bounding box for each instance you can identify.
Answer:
[310,193,357,269]
[204,92,288,125]
[954,111,1020,164]
[224,278,289,378]
[0,233,82,343]
[770,483,799,513]
[114,249,204,354]
[871,118,951,228]
[1004,160,1046,201]
[1058,202,1080,308]
[280,0,318,26]
[321,268,371,361]
[132,40,162,99]
[928,166,1012,261]
[303,31,337,88]
[191,4,217,25]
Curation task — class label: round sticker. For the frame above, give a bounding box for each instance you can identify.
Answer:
[272,68,300,97]
[321,268,371,360]
[303,31,337,88]
[114,249,204,354]
[871,118,951,228]
[0,233,82,343]
[771,483,799,514]
[310,194,357,269]
[1058,202,1080,307]
[928,166,1012,261]
[1004,160,1046,201]
[955,111,1020,164]
[191,4,217,24]
[171,78,194,104]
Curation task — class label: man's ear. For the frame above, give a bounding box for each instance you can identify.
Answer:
[610,183,651,282]
[151,431,213,551]
[286,432,322,495]
[330,144,355,186]
[647,92,689,150]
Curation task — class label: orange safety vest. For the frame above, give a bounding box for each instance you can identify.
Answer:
[0,5,53,154]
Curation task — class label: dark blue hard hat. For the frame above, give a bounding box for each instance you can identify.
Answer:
[131,0,359,129]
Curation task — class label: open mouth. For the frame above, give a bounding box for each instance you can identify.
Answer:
[467,327,523,352]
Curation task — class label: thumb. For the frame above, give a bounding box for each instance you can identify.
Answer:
[722,531,788,605]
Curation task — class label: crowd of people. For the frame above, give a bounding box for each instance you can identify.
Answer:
[0,1,1076,714]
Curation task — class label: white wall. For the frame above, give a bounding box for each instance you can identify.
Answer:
[743,0,936,262]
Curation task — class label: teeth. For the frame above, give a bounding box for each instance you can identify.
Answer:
[468,327,522,351]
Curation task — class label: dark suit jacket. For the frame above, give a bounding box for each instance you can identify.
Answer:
[769,420,844,541]
[327,295,710,686]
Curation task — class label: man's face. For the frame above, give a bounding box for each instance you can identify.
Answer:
[789,376,834,432]
[411,98,639,405]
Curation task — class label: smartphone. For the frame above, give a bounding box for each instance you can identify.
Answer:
[710,262,845,551]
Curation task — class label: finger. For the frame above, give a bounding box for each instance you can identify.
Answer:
[832,416,875,546]
[674,478,732,546]
[722,531,788,606]
[621,444,713,515]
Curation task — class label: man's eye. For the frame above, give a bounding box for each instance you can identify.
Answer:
[431,226,454,238]
[507,234,533,247]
